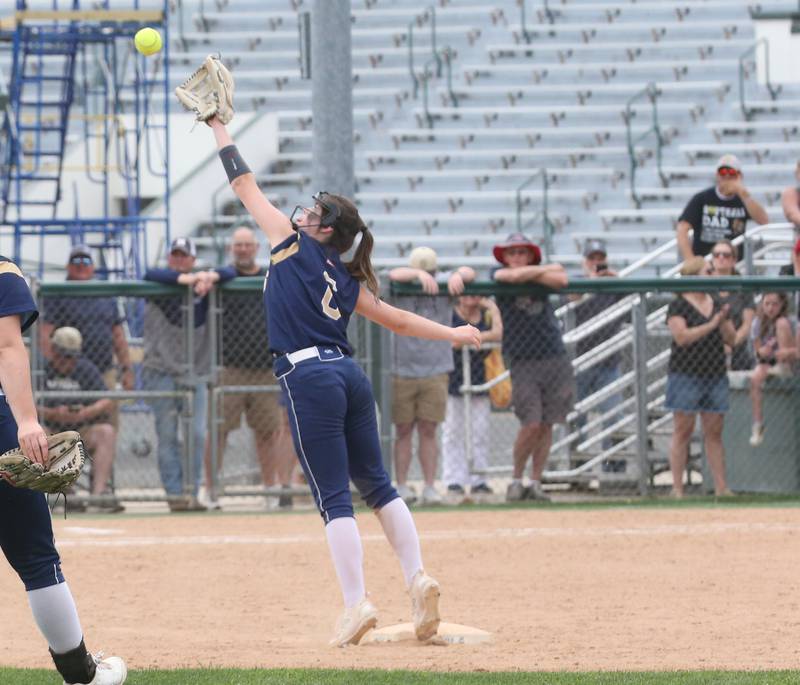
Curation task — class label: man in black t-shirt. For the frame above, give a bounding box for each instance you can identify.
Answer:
[204,225,296,510]
[676,154,769,261]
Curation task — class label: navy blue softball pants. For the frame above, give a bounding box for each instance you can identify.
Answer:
[0,397,64,590]
[276,349,398,523]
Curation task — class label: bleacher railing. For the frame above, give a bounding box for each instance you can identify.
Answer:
[625,82,666,209]
[408,6,439,100]
[516,168,554,260]
[519,0,555,42]
[420,46,458,128]
[738,37,781,121]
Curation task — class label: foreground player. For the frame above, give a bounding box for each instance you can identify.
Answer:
[0,257,126,683]
[208,118,480,646]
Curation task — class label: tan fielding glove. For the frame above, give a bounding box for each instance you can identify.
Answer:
[0,431,86,494]
[175,54,235,125]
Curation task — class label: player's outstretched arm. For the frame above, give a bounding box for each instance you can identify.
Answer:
[355,287,480,348]
[209,118,294,248]
[0,316,49,463]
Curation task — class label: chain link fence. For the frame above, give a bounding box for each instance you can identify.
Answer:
[389,275,800,502]
[26,273,800,511]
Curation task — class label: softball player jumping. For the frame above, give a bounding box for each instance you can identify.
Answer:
[0,257,126,684]
[208,118,480,646]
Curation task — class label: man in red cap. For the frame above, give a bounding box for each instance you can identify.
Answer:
[676,154,768,262]
[491,233,573,502]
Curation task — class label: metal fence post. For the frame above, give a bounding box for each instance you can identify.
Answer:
[183,286,195,497]
[461,344,473,479]
[208,287,220,500]
[631,293,650,496]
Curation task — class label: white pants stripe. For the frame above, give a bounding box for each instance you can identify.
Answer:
[442,395,491,488]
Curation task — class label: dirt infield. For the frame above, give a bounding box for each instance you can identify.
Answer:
[3,506,800,672]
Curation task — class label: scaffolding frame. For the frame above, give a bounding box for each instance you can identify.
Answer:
[0,0,170,279]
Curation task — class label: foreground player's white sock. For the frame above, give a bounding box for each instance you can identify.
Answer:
[376,497,423,588]
[27,582,84,654]
[325,517,366,609]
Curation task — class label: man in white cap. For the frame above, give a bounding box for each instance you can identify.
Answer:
[388,247,475,505]
[676,154,768,262]
[38,326,122,512]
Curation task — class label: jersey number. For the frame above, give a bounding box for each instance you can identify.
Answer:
[321,271,341,320]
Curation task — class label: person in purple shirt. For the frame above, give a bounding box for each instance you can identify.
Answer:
[143,237,236,512]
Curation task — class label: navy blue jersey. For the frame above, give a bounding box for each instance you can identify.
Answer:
[265,231,360,355]
[0,256,38,333]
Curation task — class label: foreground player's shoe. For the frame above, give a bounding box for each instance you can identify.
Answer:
[64,654,127,685]
[329,597,378,647]
[409,570,441,641]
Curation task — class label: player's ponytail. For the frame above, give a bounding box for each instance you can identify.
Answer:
[325,194,379,297]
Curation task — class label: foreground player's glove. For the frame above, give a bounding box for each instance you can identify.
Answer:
[175,54,235,125]
[0,431,86,494]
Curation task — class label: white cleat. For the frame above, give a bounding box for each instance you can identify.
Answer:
[65,654,127,685]
[329,597,378,647]
[409,570,441,641]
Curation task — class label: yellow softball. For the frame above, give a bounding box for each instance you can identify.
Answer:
[134,27,162,56]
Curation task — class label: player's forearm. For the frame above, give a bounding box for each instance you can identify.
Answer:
[392,308,454,341]
[0,342,39,425]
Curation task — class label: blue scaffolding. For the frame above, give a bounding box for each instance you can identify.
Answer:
[0,0,170,279]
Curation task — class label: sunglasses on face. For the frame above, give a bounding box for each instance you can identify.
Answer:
[717,167,739,177]
[69,256,92,266]
[712,251,733,258]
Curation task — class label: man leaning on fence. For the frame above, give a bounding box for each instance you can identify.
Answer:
[201,225,297,511]
[389,246,476,506]
[40,244,135,414]
[492,233,574,502]
[676,154,769,262]
[570,239,625,471]
[143,237,236,512]
[38,327,123,513]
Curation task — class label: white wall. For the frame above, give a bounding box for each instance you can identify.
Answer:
[755,19,800,85]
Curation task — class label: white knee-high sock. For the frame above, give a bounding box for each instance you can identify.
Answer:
[324,517,366,609]
[27,582,84,654]
[376,497,423,588]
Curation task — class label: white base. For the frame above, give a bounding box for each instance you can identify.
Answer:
[361,621,491,646]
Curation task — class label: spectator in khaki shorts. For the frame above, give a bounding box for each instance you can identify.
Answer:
[202,225,297,510]
[492,233,573,502]
[389,247,475,505]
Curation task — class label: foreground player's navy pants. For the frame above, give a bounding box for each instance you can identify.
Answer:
[275,349,398,522]
[0,397,64,590]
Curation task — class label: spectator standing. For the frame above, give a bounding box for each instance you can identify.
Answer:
[666,257,737,497]
[143,237,235,512]
[203,225,297,510]
[40,244,134,417]
[780,160,800,229]
[38,327,123,512]
[441,295,502,496]
[389,247,475,505]
[709,239,756,371]
[748,292,796,447]
[492,233,573,502]
[571,239,625,466]
[676,154,769,261]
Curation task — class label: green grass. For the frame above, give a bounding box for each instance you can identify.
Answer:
[3,669,800,684]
